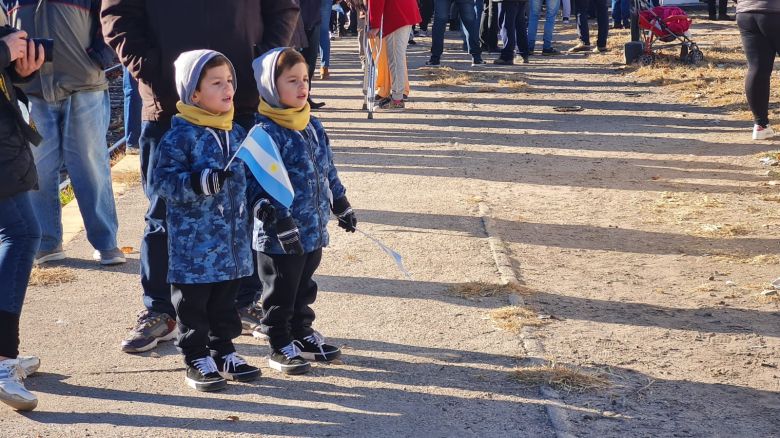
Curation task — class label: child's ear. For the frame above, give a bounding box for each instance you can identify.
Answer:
[191,91,200,104]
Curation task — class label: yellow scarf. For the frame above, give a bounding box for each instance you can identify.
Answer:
[258,99,310,131]
[175,101,234,131]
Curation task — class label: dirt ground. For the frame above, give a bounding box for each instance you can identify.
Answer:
[2,14,780,438]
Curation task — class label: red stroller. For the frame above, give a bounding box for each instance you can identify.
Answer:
[637,4,704,65]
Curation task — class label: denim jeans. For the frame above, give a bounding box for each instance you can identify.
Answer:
[319,0,331,68]
[28,90,119,253]
[431,0,482,59]
[0,191,40,358]
[528,0,560,51]
[122,67,142,148]
[498,2,529,60]
[611,0,630,26]
[140,116,262,316]
[575,0,609,48]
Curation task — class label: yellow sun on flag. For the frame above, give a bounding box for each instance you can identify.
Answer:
[270,163,279,173]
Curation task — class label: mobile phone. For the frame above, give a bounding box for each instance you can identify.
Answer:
[29,38,53,62]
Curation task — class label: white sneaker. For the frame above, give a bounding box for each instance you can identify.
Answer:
[93,248,127,265]
[17,356,40,377]
[753,124,775,140]
[0,359,38,411]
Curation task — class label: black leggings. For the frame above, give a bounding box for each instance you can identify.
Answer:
[738,12,780,127]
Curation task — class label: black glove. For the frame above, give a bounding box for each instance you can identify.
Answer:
[276,216,304,255]
[191,169,233,196]
[253,199,277,225]
[332,196,357,233]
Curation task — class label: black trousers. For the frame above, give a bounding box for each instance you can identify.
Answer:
[257,249,322,351]
[172,280,241,364]
[301,24,321,93]
[480,0,499,51]
[575,0,609,48]
[498,2,529,60]
[419,0,434,30]
[708,0,728,19]
[738,12,780,127]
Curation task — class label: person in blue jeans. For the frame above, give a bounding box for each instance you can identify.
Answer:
[493,0,529,65]
[122,67,142,154]
[569,0,609,53]
[427,0,486,66]
[0,25,45,412]
[7,0,126,267]
[318,0,332,79]
[611,0,630,29]
[528,0,561,55]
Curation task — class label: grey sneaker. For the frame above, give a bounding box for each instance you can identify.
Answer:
[121,310,177,353]
[0,359,37,411]
[93,248,127,265]
[568,42,592,53]
[239,303,268,339]
[17,356,40,377]
[34,246,65,265]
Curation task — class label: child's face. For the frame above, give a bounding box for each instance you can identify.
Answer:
[192,64,235,114]
[276,62,309,109]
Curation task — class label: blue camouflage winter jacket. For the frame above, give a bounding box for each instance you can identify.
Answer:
[250,115,347,254]
[151,117,253,284]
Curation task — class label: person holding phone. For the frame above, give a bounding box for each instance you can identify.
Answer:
[0,25,45,412]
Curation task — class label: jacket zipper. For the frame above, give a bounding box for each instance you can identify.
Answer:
[301,127,324,248]
[207,128,239,278]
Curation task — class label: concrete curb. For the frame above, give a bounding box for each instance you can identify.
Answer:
[478,202,579,438]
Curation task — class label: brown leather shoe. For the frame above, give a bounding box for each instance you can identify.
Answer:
[319,66,330,80]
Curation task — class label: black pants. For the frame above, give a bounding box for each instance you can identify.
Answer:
[499,2,529,60]
[419,0,434,30]
[575,0,609,48]
[738,12,780,127]
[480,0,499,51]
[708,0,728,19]
[257,249,322,351]
[172,280,241,364]
[301,24,321,94]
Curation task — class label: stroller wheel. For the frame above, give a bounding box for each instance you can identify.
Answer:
[686,49,704,65]
[639,53,655,66]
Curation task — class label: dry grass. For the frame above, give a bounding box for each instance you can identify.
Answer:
[650,192,725,224]
[498,79,530,92]
[421,66,471,88]
[512,362,611,393]
[112,170,142,186]
[712,253,780,265]
[694,223,753,237]
[28,266,77,286]
[477,86,497,93]
[490,306,547,333]
[448,281,531,299]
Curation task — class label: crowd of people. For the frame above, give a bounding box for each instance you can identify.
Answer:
[0,0,775,412]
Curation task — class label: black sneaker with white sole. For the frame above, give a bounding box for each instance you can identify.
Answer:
[185,356,226,392]
[296,331,342,362]
[269,341,311,375]
[214,353,260,382]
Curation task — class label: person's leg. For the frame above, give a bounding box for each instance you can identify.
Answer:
[430,0,452,60]
[499,3,518,60]
[122,67,142,151]
[171,283,212,364]
[301,24,321,93]
[738,12,777,128]
[456,0,481,57]
[594,0,609,49]
[575,0,590,45]
[385,25,412,102]
[541,0,559,49]
[527,0,542,52]
[289,250,323,339]
[257,252,308,351]
[319,0,332,69]
[515,2,529,58]
[27,97,63,255]
[708,0,717,20]
[61,90,119,253]
[421,0,434,31]
[562,0,571,20]
[0,192,41,360]
[206,279,242,358]
[611,0,620,27]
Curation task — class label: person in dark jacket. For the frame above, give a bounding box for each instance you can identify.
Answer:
[250,48,355,375]
[101,0,300,354]
[0,25,45,412]
[737,0,780,140]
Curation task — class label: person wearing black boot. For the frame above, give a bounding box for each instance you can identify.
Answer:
[709,0,734,20]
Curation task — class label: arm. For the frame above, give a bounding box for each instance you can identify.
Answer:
[100,0,160,82]
[151,131,203,204]
[367,0,385,30]
[87,0,116,69]
[258,0,300,52]
[322,130,347,201]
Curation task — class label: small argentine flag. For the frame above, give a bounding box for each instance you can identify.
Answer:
[235,125,294,208]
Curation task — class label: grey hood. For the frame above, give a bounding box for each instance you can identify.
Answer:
[174,49,237,105]
[252,47,285,109]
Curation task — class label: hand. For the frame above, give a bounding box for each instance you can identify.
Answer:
[368,28,380,38]
[14,39,44,78]
[253,199,276,225]
[276,216,304,255]
[332,197,357,233]
[190,169,233,195]
[1,30,28,62]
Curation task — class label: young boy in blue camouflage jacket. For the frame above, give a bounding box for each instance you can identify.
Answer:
[250,48,357,375]
[151,50,260,391]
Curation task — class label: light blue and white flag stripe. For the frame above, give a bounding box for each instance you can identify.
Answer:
[236,125,295,208]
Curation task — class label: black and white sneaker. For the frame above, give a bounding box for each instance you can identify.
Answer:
[215,352,261,382]
[185,356,226,392]
[269,341,311,375]
[296,331,342,362]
